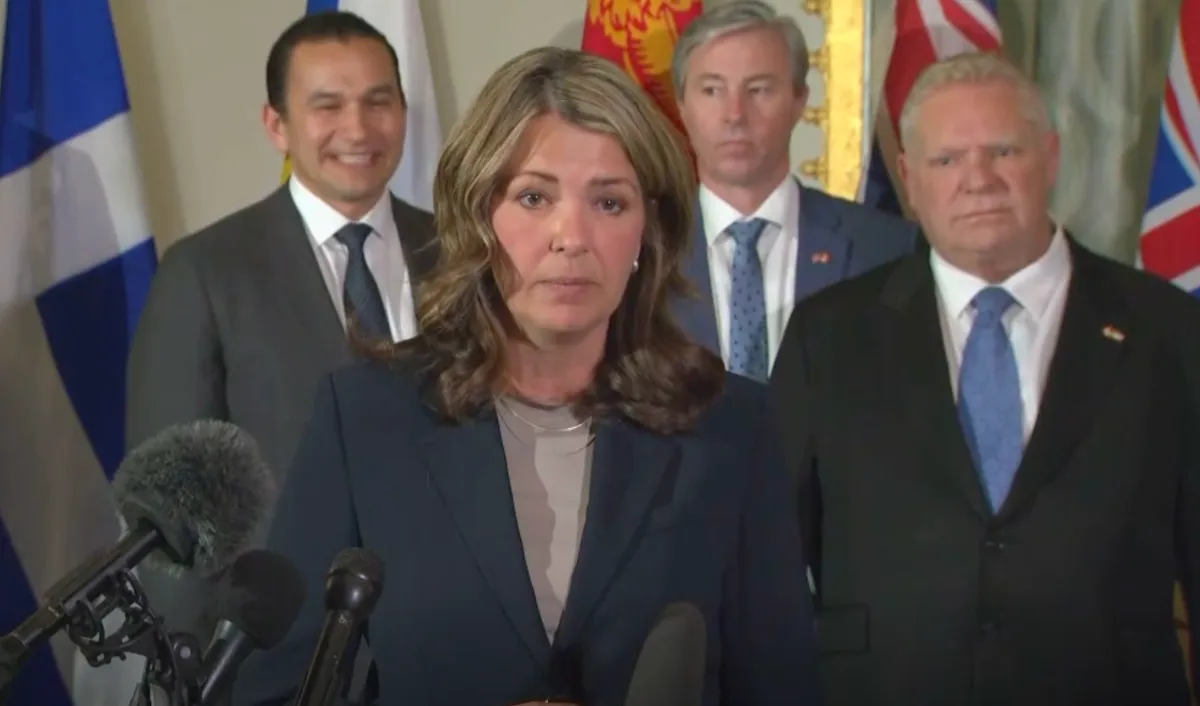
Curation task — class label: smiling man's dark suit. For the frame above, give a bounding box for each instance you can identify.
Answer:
[771,236,1200,705]
[124,184,437,643]
[673,182,920,364]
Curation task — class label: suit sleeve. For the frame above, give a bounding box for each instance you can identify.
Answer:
[769,306,822,594]
[231,375,362,706]
[1171,313,1200,685]
[719,386,820,706]
[124,242,231,648]
[125,241,228,448]
[1181,408,1200,691]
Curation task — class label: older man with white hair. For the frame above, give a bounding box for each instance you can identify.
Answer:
[771,50,1200,705]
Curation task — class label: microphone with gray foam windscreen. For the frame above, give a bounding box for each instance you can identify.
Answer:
[293,547,385,706]
[0,419,275,701]
[195,549,306,705]
[623,602,707,706]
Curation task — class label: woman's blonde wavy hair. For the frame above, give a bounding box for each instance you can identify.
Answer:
[379,46,724,433]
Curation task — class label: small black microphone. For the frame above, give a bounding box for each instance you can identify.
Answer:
[293,548,385,706]
[0,420,274,696]
[196,549,306,705]
[623,602,707,706]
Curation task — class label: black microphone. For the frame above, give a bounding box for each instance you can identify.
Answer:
[293,548,385,706]
[196,549,306,705]
[623,603,707,706]
[0,420,274,696]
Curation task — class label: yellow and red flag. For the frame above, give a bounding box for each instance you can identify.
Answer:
[581,0,703,140]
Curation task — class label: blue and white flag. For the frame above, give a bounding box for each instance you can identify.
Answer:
[0,0,157,703]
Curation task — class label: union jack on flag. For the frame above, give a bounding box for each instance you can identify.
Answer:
[861,0,1002,213]
[1139,0,1200,296]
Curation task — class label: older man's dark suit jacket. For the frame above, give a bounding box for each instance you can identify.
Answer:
[124,185,437,644]
[770,239,1200,705]
[231,361,820,706]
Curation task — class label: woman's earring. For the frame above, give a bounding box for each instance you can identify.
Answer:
[632,259,639,273]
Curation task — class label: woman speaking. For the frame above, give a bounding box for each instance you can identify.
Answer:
[232,46,818,706]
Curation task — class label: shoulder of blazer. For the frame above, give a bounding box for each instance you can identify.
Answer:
[389,195,434,232]
[798,184,919,249]
[1068,235,1200,332]
[162,186,294,266]
[805,251,918,322]
[388,195,439,279]
[692,373,770,444]
[324,355,435,431]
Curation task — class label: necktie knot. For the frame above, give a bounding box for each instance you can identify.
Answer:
[972,286,1015,323]
[335,223,373,252]
[726,219,768,248]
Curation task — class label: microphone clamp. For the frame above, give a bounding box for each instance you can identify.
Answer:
[1,558,203,706]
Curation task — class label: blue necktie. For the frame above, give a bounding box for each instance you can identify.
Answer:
[957,286,1023,511]
[334,223,391,340]
[727,219,769,382]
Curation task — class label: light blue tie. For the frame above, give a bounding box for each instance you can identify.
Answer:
[727,219,769,382]
[957,286,1023,512]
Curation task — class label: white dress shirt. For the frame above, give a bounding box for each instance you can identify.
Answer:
[288,176,417,342]
[699,177,801,371]
[931,227,1072,442]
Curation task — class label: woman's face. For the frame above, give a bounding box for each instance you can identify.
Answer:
[490,113,646,348]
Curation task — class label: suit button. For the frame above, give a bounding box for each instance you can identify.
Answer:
[980,620,998,636]
[984,539,1007,550]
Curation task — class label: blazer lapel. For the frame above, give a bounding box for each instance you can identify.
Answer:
[259,187,349,369]
[795,186,852,301]
[673,214,721,356]
[997,243,1130,521]
[880,256,992,519]
[388,195,438,280]
[675,185,856,353]
[555,418,679,645]
[422,410,552,664]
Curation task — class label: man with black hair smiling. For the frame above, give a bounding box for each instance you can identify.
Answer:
[126,8,436,665]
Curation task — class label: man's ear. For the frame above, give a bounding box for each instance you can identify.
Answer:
[262,103,289,155]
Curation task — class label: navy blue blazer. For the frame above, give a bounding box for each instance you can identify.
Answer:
[674,183,921,356]
[231,360,819,706]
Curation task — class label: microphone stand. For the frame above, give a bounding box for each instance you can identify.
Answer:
[125,629,204,706]
[78,570,204,706]
[0,562,202,706]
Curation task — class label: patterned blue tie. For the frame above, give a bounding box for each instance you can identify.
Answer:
[334,223,391,340]
[727,219,769,382]
[957,286,1023,512]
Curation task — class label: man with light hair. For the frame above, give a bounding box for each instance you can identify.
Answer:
[771,50,1200,704]
[672,0,919,384]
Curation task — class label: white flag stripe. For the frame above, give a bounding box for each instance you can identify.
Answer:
[340,0,443,210]
[0,115,152,309]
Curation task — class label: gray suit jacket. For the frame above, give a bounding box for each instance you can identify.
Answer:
[124,185,437,645]
[674,183,921,365]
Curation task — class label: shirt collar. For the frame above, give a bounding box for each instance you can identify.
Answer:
[699,176,799,246]
[930,225,1071,322]
[288,175,394,246]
